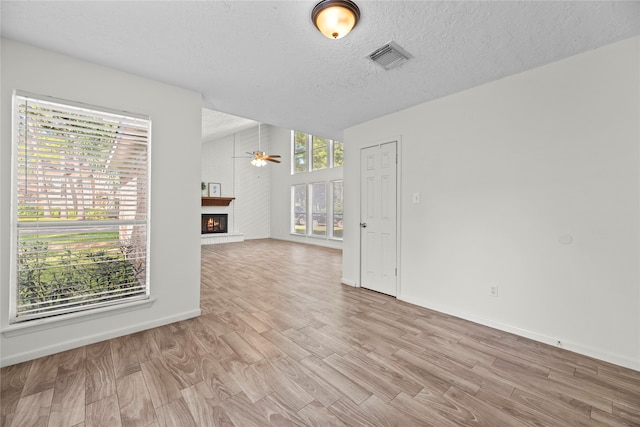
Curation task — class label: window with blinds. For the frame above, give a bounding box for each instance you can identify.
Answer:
[11,91,151,323]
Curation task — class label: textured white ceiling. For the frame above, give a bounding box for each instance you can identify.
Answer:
[2,1,639,140]
[201,108,256,142]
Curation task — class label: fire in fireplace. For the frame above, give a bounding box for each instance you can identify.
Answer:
[201,214,228,234]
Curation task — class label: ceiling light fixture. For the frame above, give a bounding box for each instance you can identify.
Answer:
[251,152,268,167]
[311,0,360,40]
[249,123,281,167]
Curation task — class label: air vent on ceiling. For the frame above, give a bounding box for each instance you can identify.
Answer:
[368,41,412,70]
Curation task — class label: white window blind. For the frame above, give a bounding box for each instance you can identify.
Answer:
[11,91,151,322]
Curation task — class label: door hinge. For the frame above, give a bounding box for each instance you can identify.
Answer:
[395,268,397,276]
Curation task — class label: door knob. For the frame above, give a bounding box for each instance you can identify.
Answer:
[360,222,367,228]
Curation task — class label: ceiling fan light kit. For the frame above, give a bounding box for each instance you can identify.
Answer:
[248,123,281,167]
[251,157,267,167]
[312,0,360,39]
[250,152,268,167]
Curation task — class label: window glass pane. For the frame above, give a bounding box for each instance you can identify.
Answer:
[332,180,344,239]
[333,140,344,167]
[294,153,307,173]
[13,93,149,322]
[292,184,307,235]
[310,182,327,237]
[312,136,328,170]
[293,131,307,173]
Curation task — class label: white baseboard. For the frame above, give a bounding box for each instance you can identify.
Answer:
[341,278,358,287]
[1,309,201,367]
[272,236,343,250]
[398,294,640,372]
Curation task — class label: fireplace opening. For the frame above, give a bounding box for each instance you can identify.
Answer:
[202,214,228,234]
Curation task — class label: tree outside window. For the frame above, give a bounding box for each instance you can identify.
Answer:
[293,131,307,173]
[290,130,343,241]
[332,180,344,239]
[311,182,327,236]
[12,93,149,322]
[292,184,307,234]
[312,136,328,170]
[333,141,344,167]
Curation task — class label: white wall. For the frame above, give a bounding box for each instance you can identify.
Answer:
[202,125,270,239]
[0,39,202,366]
[201,134,237,233]
[202,135,234,198]
[343,37,640,370]
[270,126,343,249]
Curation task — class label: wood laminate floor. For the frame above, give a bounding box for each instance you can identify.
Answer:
[2,239,639,426]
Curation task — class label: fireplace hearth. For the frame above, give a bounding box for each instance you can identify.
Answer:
[202,214,228,234]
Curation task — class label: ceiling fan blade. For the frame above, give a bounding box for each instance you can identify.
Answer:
[266,154,281,158]
[266,158,281,163]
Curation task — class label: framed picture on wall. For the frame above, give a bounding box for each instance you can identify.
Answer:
[208,182,221,197]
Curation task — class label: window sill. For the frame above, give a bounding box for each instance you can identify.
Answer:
[289,233,343,242]
[289,233,326,238]
[2,298,155,338]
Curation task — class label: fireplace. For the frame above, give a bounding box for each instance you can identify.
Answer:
[202,214,228,234]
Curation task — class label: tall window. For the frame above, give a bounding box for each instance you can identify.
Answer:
[292,184,307,235]
[290,130,343,241]
[310,182,327,237]
[332,180,344,238]
[292,131,342,173]
[290,182,343,240]
[11,92,150,323]
[293,131,307,173]
[312,136,328,170]
[333,141,344,167]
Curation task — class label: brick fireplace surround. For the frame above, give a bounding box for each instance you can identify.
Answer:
[201,198,243,245]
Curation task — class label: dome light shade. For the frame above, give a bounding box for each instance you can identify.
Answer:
[251,154,267,167]
[312,0,360,39]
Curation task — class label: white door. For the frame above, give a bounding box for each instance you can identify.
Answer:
[360,141,397,296]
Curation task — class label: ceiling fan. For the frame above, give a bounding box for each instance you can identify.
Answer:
[250,150,281,166]
[242,123,281,167]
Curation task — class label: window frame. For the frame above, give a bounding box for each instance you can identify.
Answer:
[309,181,328,237]
[291,184,307,235]
[290,130,343,242]
[292,131,308,174]
[330,180,344,240]
[10,91,151,324]
[291,131,343,174]
[290,181,344,241]
[333,140,344,168]
[311,136,329,171]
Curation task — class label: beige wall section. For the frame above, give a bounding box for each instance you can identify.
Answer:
[343,36,640,370]
[0,39,203,366]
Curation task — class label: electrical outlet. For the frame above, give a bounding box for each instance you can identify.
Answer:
[489,285,498,297]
